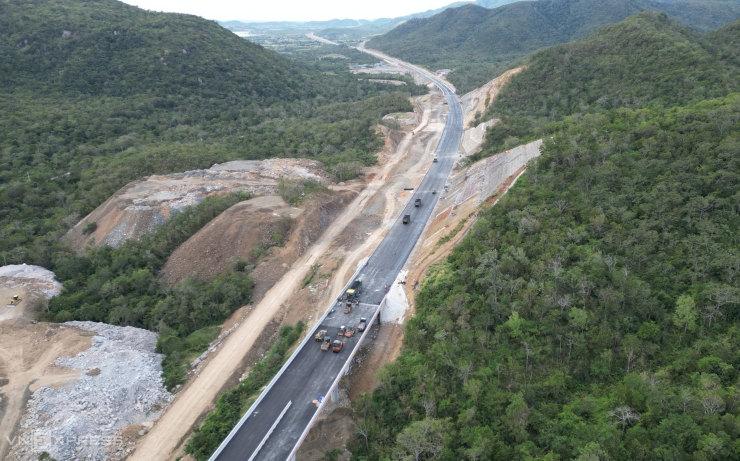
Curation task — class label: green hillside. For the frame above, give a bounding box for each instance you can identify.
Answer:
[476,13,739,156]
[0,0,418,266]
[0,0,310,100]
[353,5,739,459]
[352,92,739,460]
[367,0,740,92]
[476,12,740,158]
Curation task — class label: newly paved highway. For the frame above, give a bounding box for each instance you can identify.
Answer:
[210,48,463,461]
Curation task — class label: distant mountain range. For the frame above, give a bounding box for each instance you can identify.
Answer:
[219,1,521,36]
[367,0,740,92]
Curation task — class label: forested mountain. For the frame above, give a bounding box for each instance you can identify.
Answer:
[477,13,739,155]
[367,0,740,91]
[355,93,739,460]
[0,0,418,266]
[352,8,739,460]
[0,0,310,100]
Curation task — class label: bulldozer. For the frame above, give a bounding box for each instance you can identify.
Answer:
[9,294,21,306]
[314,329,327,342]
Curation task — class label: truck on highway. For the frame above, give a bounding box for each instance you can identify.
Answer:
[403,214,411,224]
[314,329,327,341]
[414,198,421,207]
[320,336,332,351]
[331,339,344,353]
[357,318,367,332]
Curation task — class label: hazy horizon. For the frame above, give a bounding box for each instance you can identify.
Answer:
[120,0,460,22]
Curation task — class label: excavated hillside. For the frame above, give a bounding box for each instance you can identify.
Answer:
[161,191,356,298]
[65,159,328,250]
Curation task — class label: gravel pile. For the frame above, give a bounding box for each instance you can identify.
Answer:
[0,264,62,298]
[8,321,172,461]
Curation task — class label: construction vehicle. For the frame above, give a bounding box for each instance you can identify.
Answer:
[357,318,367,332]
[402,214,411,224]
[344,302,353,314]
[338,325,347,336]
[344,280,362,302]
[314,329,327,342]
[331,339,344,353]
[320,337,332,351]
[10,294,21,306]
[414,198,421,207]
[433,157,438,163]
[343,327,355,338]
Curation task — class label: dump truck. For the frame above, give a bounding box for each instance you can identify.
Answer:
[433,157,438,163]
[320,337,332,351]
[343,327,355,338]
[414,198,421,207]
[403,214,411,224]
[314,329,327,342]
[332,339,344,353]
[357,318,367,332]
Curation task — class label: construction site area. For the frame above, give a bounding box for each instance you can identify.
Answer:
[0,51,541,460]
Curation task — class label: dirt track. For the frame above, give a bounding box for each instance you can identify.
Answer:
[129,82,447,459]
[0,321,92,459]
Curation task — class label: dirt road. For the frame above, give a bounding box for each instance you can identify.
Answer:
[129,75,448,460]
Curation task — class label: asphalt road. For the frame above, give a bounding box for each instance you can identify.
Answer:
[210,49,463,461]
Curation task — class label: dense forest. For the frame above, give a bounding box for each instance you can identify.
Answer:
[367,0,740,92]
[352,92,739,460]
[352,7,739,459]
[473,13,739,157]
[0,0,421,267]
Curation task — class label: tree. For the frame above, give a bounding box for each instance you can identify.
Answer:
[395,418,447,461]
[505,392,531,443]
[610,406,640,433]
[672,294,697,332]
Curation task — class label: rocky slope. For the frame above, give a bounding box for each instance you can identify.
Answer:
[65,158,328,250]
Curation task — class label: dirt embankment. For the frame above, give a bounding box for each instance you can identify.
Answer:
[160,196,302,285]
[460,66,524,128]
[65,158,328,251]
[130,79,443,460]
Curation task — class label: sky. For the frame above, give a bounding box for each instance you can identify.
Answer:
[120,0,458,22]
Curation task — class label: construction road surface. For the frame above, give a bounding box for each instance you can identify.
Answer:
[210,46,463,461]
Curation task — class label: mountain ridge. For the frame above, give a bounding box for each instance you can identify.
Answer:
[367,0,740,91]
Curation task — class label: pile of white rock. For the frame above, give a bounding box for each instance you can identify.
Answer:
[8,321,172,461]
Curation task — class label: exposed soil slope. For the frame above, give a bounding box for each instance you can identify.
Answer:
[161,196,302,284]
[65,159,328,250]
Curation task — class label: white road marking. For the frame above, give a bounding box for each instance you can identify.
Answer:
[247,400,292,461]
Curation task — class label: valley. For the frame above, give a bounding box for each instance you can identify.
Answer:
[0,1,737,460]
